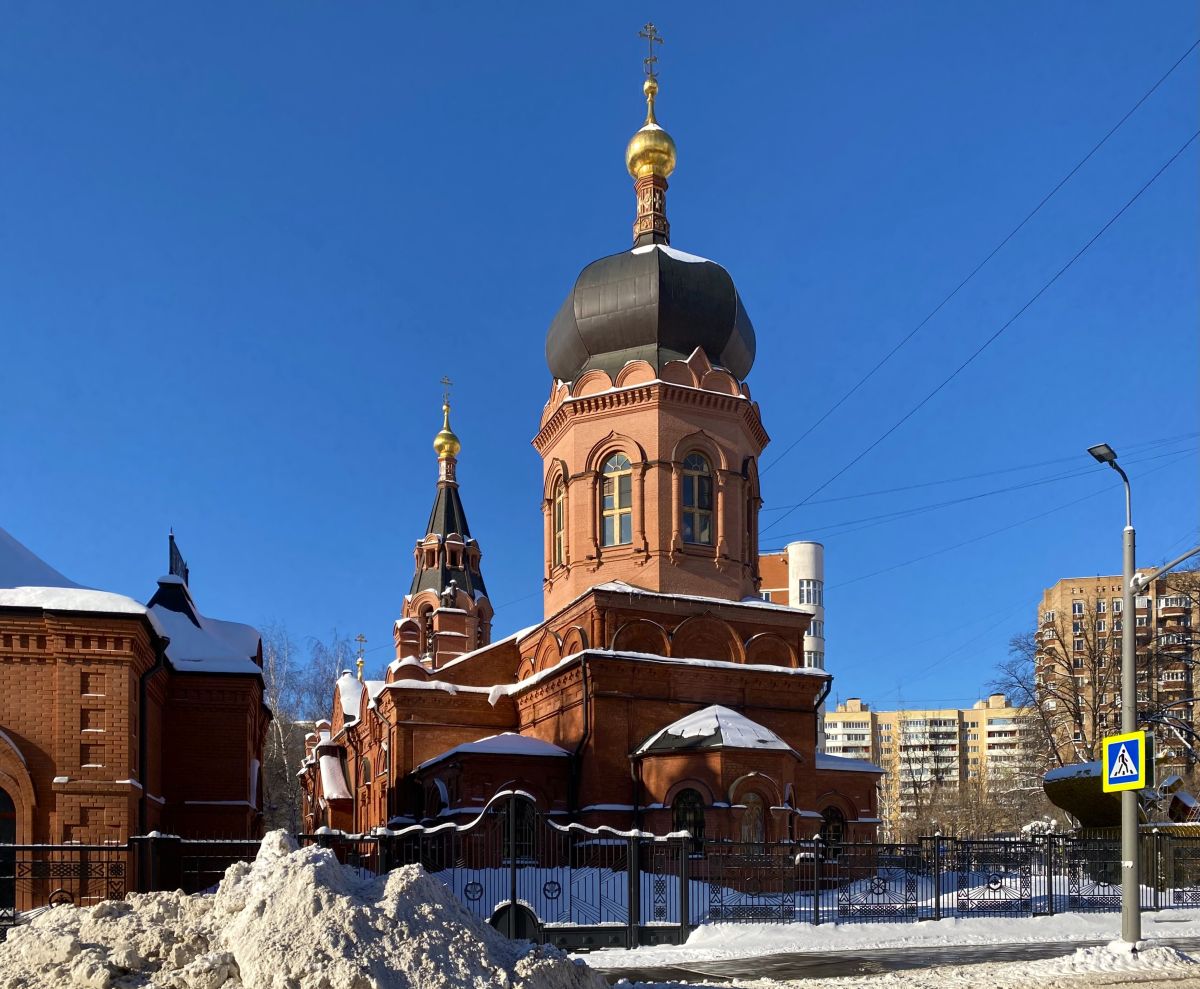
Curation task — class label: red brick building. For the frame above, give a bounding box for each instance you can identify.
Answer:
[0,529,269,843]
[299,68,881,844]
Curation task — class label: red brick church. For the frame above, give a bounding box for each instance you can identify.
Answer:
[299,63,881,845]
[0,529,269,843]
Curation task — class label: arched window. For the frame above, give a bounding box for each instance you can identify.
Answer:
[740,792,766,844]
[672,788,706,854]
[820,806,846,859]
[419,605,434,657]
[681,453,714,545]
[359,757,371,787]
[552,480,566,567]
[601,453,633,546]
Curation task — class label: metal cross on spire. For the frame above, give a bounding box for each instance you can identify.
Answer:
[440,376,453,405]
[639,22,663,79]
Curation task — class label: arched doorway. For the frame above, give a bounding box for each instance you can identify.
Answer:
[0,787,14,919]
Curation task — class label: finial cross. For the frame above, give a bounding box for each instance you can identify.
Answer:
[639,22,663,79]
[440,376,453,405]
[355,633,367,657]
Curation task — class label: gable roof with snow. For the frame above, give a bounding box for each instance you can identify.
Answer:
[814,752,884,775]
[147,575,262,677]
[0,526,164,634]
[415,732,570,772]
[635,705,795,756]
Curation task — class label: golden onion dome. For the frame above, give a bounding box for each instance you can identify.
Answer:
[625,76,676,179]
[432,402,461,459]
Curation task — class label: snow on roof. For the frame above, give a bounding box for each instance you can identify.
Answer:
[1044,760,1101,782]
[335,672,362,721]
[415,733,570,771]
[148,580,261,677]
[433,623,543,673]
[815,752,884,775]
[0,526,165,633]
[488,648,825,706]
[631,243,709,264]
[318,753,352,801]
[636,705,793,756]
[592,580,801,613]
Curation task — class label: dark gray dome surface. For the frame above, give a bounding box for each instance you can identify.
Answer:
[546,244,756,383]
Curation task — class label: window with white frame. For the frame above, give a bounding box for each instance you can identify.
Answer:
[1072,601,1084,615]
[1097,599,1107,613]
[1074,638,1084,651]
[798,579,823,607]
[600,453,633,546]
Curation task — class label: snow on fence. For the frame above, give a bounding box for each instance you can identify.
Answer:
[4,805,1200,950]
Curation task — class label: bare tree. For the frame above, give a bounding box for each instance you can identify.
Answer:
[258,626,365,831]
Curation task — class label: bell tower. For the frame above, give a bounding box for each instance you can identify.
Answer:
[536,28,768,618]
[394,388,493,669]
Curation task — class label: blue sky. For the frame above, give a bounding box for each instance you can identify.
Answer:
[1,3,1196,708]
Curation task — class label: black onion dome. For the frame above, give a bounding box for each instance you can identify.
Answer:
[546,244,756,383]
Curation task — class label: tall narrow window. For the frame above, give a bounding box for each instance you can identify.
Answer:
[681,453,713,545]
[672,788,706,854]
[552,480,566,567]
[601,453,633,546]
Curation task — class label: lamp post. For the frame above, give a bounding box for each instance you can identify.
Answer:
[1087,442,1139,945]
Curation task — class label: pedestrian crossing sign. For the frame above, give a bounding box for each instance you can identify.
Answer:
[1102,730,1146,792]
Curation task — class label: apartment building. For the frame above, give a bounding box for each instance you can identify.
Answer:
[1035,571,1198,775]
[825,694,1031,836]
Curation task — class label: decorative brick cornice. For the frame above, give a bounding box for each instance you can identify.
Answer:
[532,381,768,453]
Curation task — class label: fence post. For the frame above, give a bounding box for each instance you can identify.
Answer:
[506,797,518,939]
[1044,834,1055,916]
[678,837,690,942]
[133,834,182,893]
[1150,831,1160,913]
[812,841,821,927]
[627,836,640,949]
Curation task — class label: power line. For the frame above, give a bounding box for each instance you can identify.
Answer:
[825,453,1192,591]
[760,431,1197,511]
[761,128,1200,537]
[761,38,1200,478]
[765,445,1195,543]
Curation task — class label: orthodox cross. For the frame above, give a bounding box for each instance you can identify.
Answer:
[355,633,367,681]
[639,22,663,79]
[440,376,453,405]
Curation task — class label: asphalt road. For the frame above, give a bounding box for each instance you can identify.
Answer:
[599,936,1200,985]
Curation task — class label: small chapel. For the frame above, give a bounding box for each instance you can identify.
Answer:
[299,47,881,845]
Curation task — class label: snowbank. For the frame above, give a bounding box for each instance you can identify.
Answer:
[588,909,1200,969]
[0,831,606,989]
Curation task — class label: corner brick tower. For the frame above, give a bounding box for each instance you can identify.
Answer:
[394,399,493,669]
[537,64,768,617]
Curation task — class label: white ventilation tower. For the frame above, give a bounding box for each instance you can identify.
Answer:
[785,541,826,748]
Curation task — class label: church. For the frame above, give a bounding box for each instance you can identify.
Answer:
[0,529,268,843]
[299,52,881,846]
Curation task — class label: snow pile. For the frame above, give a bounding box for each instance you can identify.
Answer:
[0,831,606,989]
[1025,940,1195,976]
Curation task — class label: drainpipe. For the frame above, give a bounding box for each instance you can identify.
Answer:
[137,633,168,835]
[569,658,591,816]
[814,675,833,753]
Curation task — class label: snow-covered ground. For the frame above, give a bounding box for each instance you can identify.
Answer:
[615,941,1200,987]
[589,909,1200,970]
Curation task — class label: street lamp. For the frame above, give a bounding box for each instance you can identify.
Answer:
[1088,442,1139,944]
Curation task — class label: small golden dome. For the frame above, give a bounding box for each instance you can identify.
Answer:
[433,402,461,459]
[625,76,676,179]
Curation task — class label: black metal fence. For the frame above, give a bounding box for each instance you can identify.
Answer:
[4,802,1200,951]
